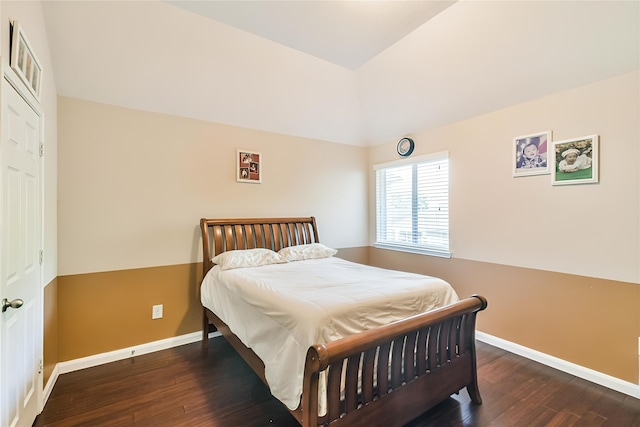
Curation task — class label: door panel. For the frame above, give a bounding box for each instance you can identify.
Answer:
[1,76,42,427]
[5,166,20,285]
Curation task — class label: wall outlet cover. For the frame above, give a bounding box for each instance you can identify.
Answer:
[152,304,163,319]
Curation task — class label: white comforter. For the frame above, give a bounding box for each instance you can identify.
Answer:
[200,257,458,410]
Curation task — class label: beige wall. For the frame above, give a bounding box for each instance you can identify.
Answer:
[57,97,369,276]
[369,71,640,284]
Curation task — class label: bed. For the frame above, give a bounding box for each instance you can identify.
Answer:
[199,216,487,427]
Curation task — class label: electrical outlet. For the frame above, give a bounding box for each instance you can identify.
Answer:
[152,304,163,319]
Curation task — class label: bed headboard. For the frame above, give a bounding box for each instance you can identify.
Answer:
[200,217,319,278]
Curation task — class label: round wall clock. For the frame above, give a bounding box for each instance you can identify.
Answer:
[397,137,415,157]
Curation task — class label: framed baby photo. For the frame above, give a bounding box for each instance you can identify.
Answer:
[512,131,551,177]
[551,135,599,186]
[237,150,262,183]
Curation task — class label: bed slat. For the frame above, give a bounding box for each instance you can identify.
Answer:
[327,362,342,421]
[259,224,269,249]
[361,348,376,404]
[404,331,418,382]
[416,327,428,375]
[377,342,390,397]
[427,324,438,371]
[344,354,361,413]
[459,313,469,355]
[285,223,295,246]
[439,318,452,365]
[294,223,304,245]
[234,225,245,249]
[224,225,234,251]
[390,337,404,389]
[213,226,223,256]
[250,224,257,248]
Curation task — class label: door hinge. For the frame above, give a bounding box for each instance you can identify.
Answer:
[39,250,43,265]
[39,359,43,374]
[39,143,44,157]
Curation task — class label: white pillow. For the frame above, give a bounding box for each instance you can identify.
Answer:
[278,243,337,262]
[211,248,286,270]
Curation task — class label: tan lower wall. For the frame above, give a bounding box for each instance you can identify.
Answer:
[368,247,639,385]
[52,247,369,362]
[43,278,58,385]
[50,246,637,386]
[57,263,203,361]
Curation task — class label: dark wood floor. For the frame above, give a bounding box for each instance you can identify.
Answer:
[35,338,640,427]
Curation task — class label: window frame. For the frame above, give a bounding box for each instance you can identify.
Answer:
[373,151,451,258]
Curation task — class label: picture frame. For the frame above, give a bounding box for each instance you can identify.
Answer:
[9,21,42,101]
[237,150,262,183]
[551,135,599,186]
[513,131,551,177]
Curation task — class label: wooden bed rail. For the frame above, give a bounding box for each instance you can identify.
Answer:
[301,295,488,427]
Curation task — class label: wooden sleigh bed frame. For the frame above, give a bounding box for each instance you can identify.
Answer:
[200,216,487,427]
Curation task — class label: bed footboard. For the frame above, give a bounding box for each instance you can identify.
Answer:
[301,295,488,427]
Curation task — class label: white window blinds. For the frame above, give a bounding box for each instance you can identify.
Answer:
[374,151,450,257]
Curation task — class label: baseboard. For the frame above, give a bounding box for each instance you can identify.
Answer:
[42,331,221,407]
[43,363,60,408]
[476,331,640,399]
[57,331,221,374]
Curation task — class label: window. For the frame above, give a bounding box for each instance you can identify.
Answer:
[374,151,450,257]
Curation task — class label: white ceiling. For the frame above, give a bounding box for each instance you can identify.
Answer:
[41,1,639,147]
[165,1,456,70]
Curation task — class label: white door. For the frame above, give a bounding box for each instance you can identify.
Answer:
[0,74,43,427]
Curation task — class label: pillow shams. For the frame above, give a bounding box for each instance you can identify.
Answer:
[212,248,285,270]
[278,243,337,262]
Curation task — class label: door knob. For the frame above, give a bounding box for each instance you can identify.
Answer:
[2,298,23,313]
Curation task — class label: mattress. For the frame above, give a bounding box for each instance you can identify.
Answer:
[200,256,458,410]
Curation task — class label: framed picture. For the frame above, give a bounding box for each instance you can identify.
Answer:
[551,135,599,186]
[9,21,42,101]
[237,150,262,183]
[513,131,551,177]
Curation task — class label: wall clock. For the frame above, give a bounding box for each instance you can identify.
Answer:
[397,137,415,157]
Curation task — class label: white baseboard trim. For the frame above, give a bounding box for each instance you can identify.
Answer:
[58,331,221,374]
[42,363,59,408]
[476,331,640,400]
[43,331,221,407]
